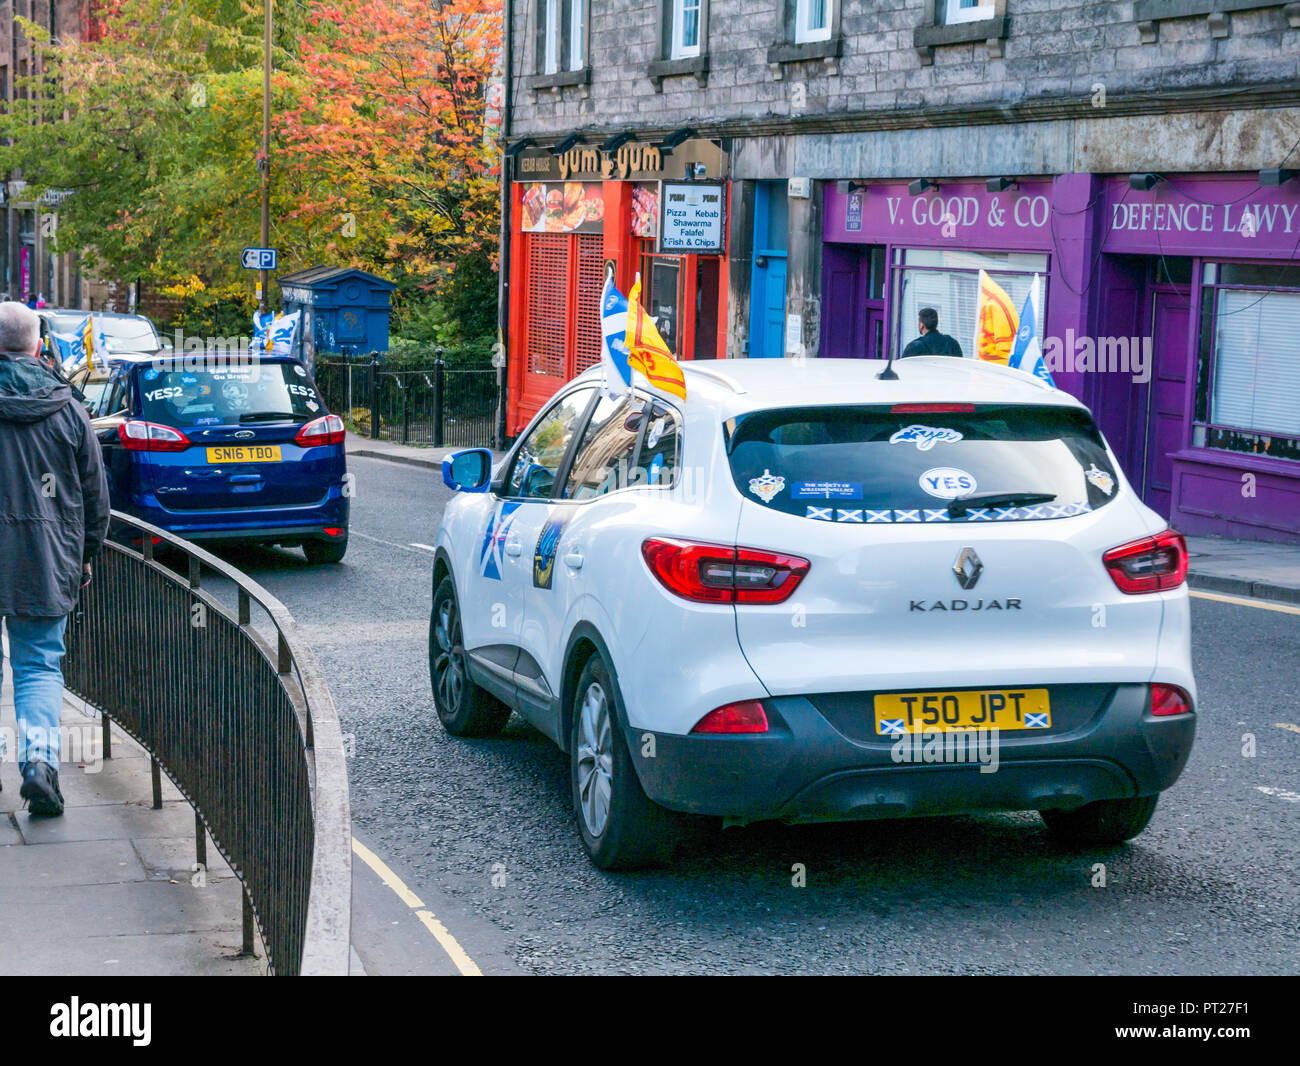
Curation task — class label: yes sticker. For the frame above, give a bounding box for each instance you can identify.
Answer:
[749,469,786,503]
[919,467,977,500]
[890,424,963,451]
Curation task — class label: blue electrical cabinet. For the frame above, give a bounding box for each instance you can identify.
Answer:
[277,266,395,371]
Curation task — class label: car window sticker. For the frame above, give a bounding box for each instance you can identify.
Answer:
[748,469,785,503]
[889,424,964,451]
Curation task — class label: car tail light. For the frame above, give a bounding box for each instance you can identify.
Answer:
[118,420,191,452]
[323,527,344,537]
[692,700,769,734]
[1150,683,1193,717]
[294,414,345,447]
[890,402,975,413]
[1103,529,1188,593]
[641,538,809,604]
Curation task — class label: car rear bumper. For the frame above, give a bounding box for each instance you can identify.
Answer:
[629,683,1195,824]
[118,497,348,543]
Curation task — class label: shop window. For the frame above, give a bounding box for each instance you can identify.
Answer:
[891,248,1048,359]
[639,247,685,359]
[1195,271,1300,462]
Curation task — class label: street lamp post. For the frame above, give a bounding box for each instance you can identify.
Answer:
[259,0,272,312]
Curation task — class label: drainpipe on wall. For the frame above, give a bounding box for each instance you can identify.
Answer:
[494,0,513,451]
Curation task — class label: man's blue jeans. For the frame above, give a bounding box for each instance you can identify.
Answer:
[3,616,68,774]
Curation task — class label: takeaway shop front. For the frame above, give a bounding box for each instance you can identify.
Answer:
[506,137,729,435]
[1089,173,1300,544]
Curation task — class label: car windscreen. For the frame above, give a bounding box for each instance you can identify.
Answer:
[726,404,1121,523]
[137,362,322,428]
[99,317,159,346]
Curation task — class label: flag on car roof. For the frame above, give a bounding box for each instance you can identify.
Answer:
[973,270,1018,365]
[1007,274,1056,386]
[626,273,686,401]
[599,269,632,399]
[251,309,301,356]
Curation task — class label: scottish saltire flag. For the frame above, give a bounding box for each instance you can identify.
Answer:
[251,309,301,356]
[599,271,632,399]
[1007,274,1056,386]
[626,274,687,400]
[53,324,86,371]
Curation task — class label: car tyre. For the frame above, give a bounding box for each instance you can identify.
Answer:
[1039,794,1159,846]
[429,576,511,737]
[304,537,348,565]
[570,652,678,870]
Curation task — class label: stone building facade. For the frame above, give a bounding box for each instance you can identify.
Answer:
[0,0,117,311]
[501,0,1300,542]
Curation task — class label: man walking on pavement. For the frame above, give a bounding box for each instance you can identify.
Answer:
[0,301,109,816]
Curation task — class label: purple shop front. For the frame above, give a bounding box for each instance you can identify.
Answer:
[820,173,1300,544]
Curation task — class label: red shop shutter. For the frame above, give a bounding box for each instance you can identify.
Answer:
[526,233,570,379]
[574,234,604,373]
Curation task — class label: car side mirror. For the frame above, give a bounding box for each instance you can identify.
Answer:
[442,448,492,493]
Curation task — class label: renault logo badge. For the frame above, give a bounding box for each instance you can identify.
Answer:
[953,547,983,590]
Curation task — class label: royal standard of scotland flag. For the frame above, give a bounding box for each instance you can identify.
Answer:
[599,271,633,399]
[1008,274,1055,386]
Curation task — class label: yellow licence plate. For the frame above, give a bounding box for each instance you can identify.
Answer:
[874,689,1050,734]
[206,445,282,464]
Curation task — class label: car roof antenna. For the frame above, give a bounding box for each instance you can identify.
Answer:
[877,348,899,380]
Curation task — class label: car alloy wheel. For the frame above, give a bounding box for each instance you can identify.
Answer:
[433,595,465,717]
[576,680,614,837]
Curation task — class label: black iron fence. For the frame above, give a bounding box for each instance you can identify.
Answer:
[314,354,500,448]
[62,512,352,976]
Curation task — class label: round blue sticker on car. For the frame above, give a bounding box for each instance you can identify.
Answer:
[919,467,978,500]
[144,368,160,381]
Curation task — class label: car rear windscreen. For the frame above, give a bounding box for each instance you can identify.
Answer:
[726,404,1122,524]
[138,362,322,428]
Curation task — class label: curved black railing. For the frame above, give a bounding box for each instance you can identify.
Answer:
[61,511,352,975]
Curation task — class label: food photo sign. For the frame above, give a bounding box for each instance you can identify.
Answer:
[521,181,605,234]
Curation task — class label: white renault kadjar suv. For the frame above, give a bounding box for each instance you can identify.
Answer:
[430,357,1195,869]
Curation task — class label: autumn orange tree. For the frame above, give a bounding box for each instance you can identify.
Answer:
[283,0,503,346]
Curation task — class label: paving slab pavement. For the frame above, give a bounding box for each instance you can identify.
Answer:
[0,677,264,977]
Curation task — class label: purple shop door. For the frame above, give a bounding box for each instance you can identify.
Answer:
[1139,292,1193,518]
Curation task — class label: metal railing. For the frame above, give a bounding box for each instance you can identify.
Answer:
[61,511,352,976]
[314,355,500,449]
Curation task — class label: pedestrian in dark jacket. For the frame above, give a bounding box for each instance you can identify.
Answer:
[901,307,964,358]
[0,301,110,816]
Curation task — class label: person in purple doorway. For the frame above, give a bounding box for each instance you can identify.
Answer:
[0,301,110,816]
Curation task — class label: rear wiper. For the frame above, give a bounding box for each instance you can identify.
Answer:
[238,411,302,423]
[948,491,1056,517]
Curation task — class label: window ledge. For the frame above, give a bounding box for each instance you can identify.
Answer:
[913,16,1008,64]
[766,37,844,78]
[526,67,593,94]
[1134,0,1300,43]
[647,55,710,92]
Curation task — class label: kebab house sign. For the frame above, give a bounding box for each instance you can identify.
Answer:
[517,138,727,236]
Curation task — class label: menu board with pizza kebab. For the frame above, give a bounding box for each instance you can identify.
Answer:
[521,182,605,234]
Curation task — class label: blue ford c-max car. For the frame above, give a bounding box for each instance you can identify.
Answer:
[75,353,350,563]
